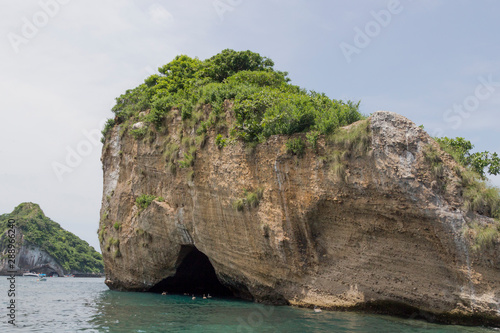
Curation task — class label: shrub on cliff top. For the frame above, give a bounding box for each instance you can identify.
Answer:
[328,119,370,153]
[436,137,500,180]
[102,49,364,144]
[436,137,500,219]
[101,118,116,142]
[436,137,500,251]
[155,55,203,93]
[201,49,276,82]
[463,177,500,217]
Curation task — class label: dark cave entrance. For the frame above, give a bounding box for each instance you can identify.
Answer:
[150,245,234,297]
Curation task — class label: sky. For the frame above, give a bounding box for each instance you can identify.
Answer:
[1,0,499,252]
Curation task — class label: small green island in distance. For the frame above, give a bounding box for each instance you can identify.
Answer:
[0,202,103,276]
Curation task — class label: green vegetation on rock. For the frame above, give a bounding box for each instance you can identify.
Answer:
[324,119,371,183]
[328,119,371,153]
[102,49,364,146]
[215,134,227,149]
[0,203,103,273]
[233,188,264,211]
[286,137,305,157]
[135,194,158,211]
[436,137,500,179]
[436,137,500,218]
[437,137,500,251]
[423,145,446,192]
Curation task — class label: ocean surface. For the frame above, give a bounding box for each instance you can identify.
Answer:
[0,277,496,332]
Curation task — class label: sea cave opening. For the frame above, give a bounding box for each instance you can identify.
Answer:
[150,245,234,298]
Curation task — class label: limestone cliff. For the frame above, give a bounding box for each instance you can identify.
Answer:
[100,110,500,326]
[0,234,65,276]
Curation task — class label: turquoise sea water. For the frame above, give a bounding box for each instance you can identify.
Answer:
[0,277,496,332]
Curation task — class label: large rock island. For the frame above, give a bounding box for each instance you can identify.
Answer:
[99,50,500,326]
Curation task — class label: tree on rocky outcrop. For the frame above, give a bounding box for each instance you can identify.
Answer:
[201,49,277,82]
[437,137,500,179]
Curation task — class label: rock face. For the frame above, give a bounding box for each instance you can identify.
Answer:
[0,237,65,276]
[100,110,500,326]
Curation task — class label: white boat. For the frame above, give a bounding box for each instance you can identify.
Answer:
[23,273,39,277]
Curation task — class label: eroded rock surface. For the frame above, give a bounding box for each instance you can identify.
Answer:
[100,110,500,326]
[0,230,65,276]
